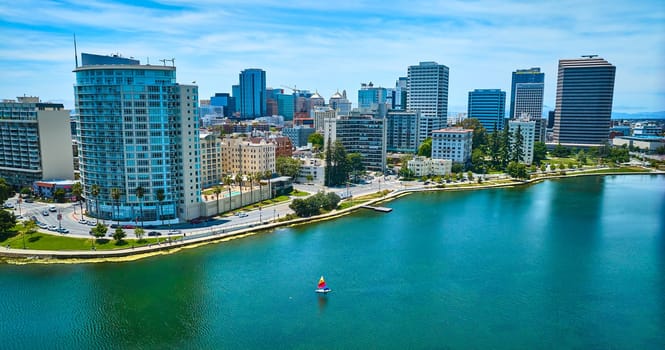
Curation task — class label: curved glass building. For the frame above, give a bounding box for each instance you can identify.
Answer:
[74,53,201,224]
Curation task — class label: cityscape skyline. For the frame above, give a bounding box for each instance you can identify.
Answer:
[1,0,663,114]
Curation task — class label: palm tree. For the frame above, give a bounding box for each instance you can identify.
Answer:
[71,182,82,215]
[235,173,243,207]
[110,188,121,227]
[90,184,100,224]
[156,189,165,225]
[223,175,233,212]
[135,186,144,227]
[264,170,273,199]
[213,185,222,214]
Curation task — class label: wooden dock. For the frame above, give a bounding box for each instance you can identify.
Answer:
[360,205,393,213]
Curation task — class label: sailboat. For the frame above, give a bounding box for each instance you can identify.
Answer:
[315,276,332,293]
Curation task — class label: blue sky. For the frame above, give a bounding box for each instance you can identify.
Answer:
[1,0,663,114]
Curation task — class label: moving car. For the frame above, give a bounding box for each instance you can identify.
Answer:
[148,231,161,236]
[42,211,49,216]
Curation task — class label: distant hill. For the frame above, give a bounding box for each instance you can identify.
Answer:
[611,111,665,120]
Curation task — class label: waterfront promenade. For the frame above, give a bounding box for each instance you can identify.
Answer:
[1,166,662,263]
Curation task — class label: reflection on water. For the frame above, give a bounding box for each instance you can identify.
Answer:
[317,294,328,314]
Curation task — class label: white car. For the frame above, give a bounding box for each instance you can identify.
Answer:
[78,219,88,225]
[47,225,57,231]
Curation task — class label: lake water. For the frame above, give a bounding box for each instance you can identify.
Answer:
[1,175,664,349]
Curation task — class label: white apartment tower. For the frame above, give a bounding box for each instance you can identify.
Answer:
[508,117,536,165]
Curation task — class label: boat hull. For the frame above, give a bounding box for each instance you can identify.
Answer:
[315,288,331,293]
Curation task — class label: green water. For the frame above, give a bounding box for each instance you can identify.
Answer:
[1,175,664,349]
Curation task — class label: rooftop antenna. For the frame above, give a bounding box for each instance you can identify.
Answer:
[581,54,598,58]
[159,58,175,67]
[73,33,79,68]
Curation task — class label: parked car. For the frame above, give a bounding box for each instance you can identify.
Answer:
[148,231,161,237]
[42,211,49,216]
[3,202,14,209]
[57,228,69,234]
[122,225,135,229]
[78,219,88,225]
[48,206,57,212]
[47,225,57,231]
[24,198,34,203]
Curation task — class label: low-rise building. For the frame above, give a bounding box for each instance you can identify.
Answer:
[407,156,452,177]
[431,127,473,164]
[296,157,325,185]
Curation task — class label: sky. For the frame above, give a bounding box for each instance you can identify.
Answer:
[1,0,664,114]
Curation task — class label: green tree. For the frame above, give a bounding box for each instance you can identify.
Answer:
[533,142,547,165]
[110,188,121,226]
[471,148,486,174]
[507,161,529,180]
[112,227,126,243]
[71,182,83,215]
[134,227,145,242]
[0,210,16,237]
[499,125,511,168]
[0,178,13,203]
[487,125,500,168]
[417,137,432,157]
[223,175,233,212]
[551,144,570,157]
[347,153,364,183]
[308,132,324,151]
[511,125,525,163]
[156,189,165,224]
[213,185,222,214]
[656,145,665,155]
[235,173,244,206]
[19,220,37,249]
[20,187,32,197]
[54,188,66,203]
[276,156,302,179]
[459,118,488,150]
[135,186,145,227]
[324,141,350,186]
[91,222,108,242]
[451,162,464,173]
[90,184,100,224]
[576,150,588,165]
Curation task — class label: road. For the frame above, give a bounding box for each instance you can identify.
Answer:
[5,174,412,241]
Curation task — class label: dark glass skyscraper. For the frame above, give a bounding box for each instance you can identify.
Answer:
[553,57,616,146]
[510,68,544,119]
[239,68,266,119]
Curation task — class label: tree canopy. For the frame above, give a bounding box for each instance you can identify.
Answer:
[417,137,432,157]
[308,132,324,151]
[276,156,302,179]
[289,192,341,217]
[324,141,350,186]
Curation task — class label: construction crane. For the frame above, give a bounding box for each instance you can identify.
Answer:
[280,85,301,94]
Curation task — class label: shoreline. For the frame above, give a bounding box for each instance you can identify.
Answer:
[1,169,662,265]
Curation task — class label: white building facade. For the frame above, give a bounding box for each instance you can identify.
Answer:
[407,156,452,177]
[508,118,536,165]
[431,128,473,164]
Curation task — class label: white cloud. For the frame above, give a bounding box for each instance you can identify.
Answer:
[0,0,663,112]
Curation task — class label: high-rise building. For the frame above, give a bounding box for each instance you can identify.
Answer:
[386,110,420,153]
[407,61,449,144]
[0,96,74,189]
[199,130,222,189]
[553,57,616,146]
[239,68,266,119]
[468,89,506,132]
[74,53,201,223]
[329,90,351,116]
[335,113,386,171]
[508,117,536,165]
[511,68,545,142]
[431,127,473,164]
[282,126,315,148]
[358,82,387,110]
[312,106,336,132]
[510,68,544,119]
[276,93,295,121]
[393,77,407,110]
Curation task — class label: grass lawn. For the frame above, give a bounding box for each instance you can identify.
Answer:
[0,230,178,251]
[291,190,309,197]
[578,167,650,175]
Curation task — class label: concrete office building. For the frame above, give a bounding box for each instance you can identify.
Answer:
[74,53,201,223]
[511,68,545,142]
[0,96,74,189]
[282,125,315,148]
[407,62,449,144]
[553,57,616,146]
[312,106,336,132]
[329,90,352,116]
